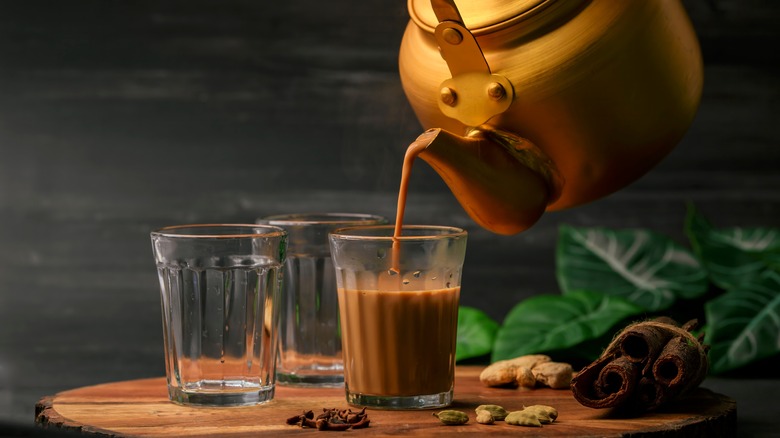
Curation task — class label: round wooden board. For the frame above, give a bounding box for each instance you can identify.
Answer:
[35,366,735,437]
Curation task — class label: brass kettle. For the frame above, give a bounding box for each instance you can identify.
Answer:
[399,0,703,234]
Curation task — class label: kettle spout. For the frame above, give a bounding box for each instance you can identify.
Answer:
[413,127,560,235]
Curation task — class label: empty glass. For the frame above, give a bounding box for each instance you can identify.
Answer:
[150,224,287,406]
[257,213,387,387]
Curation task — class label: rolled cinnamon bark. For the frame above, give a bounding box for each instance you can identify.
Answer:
[593,357,640,404]
[571,354,643,409]
[617,324,675,375]
[571,318,709,413]
[653,336,708,391]
[570,354,619,409]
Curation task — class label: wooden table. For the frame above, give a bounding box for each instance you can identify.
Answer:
[35,366,735,437]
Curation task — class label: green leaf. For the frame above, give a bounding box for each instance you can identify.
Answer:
[705,271,780,374]
[556,225,708,311]
[456,306,499,362]
[491,290,644,362]
[685,204,780,290]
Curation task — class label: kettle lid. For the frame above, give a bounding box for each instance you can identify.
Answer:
[408,0,553,34]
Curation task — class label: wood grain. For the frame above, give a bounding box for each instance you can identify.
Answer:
[35,366,736,437]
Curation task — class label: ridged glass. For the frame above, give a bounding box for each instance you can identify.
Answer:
[151,224,287,406]
[257,213,387,387]
[329,225,467,410]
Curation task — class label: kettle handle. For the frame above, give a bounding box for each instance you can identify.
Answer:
[430,0,515,126]
[431,0,463,23]
[431,0,490,76]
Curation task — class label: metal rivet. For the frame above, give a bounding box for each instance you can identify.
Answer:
[487,82,505,100]
[442,27,463,45]
[440,87,457,106]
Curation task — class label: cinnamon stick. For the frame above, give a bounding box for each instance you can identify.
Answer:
[593,356,640,404]
[569,354,617,409]
[653,336,707,392]
[571,318,709,413]
[617,324,675,375]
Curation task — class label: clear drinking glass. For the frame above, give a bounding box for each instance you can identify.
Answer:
[150,224,287,406]
[257,213,387,387]
[329,225,467,409]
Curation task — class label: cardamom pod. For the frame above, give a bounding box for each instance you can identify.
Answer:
[433,410,469,425]
[524,409,552,424]
[475,404,508,421]
[523,404,558,422]
[505,410,542,427]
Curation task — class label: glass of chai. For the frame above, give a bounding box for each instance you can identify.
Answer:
[150,224,287,406]
[328,225,467,409]
[257,213,387,387]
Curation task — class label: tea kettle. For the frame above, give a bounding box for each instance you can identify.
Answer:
[399,0,703,234]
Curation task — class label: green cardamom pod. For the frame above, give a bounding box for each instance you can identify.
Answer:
[527,410,552,424]
[523,405,558,422]
[505,411,542,427]
[475,404,508,421]
[433,410,469,425]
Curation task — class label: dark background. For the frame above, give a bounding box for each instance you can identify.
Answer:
[0,0,778,435]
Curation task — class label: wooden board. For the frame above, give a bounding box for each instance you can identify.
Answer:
[35,367,735,437]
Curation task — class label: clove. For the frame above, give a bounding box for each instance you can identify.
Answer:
[285,410,315,426]
[285,406,370,431]
[351,416,371,429]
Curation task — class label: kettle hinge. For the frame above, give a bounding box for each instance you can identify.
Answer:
[431,0,514,127]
